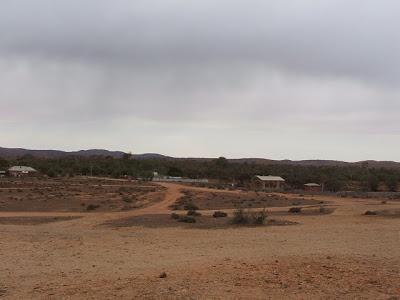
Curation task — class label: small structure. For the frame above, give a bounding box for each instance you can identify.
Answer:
[152,173,208,183]
[8,166,37,177]
[0,171,6,178]
[253,175,285,191]
[304,183,322,192]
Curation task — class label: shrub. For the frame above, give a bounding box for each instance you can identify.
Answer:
[187,210,201,216]
[183,202,199,211]
[232,209,249,224]
[171,213,180,220]
[178,216,196,223]
[213,211,228,218]
[365,210,377,215]
[252,209,268,225]
[122,196,133,203]
[86,204,100,211]
[289,207,302,213]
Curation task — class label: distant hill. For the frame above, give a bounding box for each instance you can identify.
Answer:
[0,147,126,158]
[0,147,172,160]
[1,146,399,169]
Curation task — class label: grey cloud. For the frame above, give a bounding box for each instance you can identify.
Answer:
[1,0,399,83]
[1,0,400,160]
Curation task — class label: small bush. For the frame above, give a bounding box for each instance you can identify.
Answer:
[178,216,196,223]
[171,213,180,220]
[86,204,100,211]
[213,211,228,218]
[183,202,199,211]
[365,210,377,215]
[289,207,302,213]
[232,209,250,224]
[381,200,387,204]
[122,196,133,203]
[252,209,268,225]
[187,210,201,216]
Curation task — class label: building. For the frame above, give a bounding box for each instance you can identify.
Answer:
[152,172,208,183]
[253,175,285,191]
[8,166,37,177]
[0,171,6,178]
[304,183,322,192]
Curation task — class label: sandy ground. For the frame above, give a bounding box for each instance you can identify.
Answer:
[0,181,399,299]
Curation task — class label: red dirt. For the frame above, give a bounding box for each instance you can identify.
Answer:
[0,179,399,299]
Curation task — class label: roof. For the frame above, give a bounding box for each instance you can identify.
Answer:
[255,175,285,182]
[304,183,321,187]
[8,166,37,172]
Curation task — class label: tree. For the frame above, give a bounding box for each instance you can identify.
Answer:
[167,167,183,177]
[122,152,133,160]
[384,175,398,192]
[215,157,228,168]
[0,157,9,169]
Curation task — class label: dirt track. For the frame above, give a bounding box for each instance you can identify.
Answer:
[0,181,399,299]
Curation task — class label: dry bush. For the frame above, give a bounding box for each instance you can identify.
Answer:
[213,211,228,218]
[289,207,302,213]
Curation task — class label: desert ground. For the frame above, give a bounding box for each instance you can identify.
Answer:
[0,177,399,299]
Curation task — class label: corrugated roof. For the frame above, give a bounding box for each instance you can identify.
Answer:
[304,183,321,187]
[255,175,285,182]
[8,166,37,172]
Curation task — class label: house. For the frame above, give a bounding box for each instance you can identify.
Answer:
[8,166,37,177]
[304,183,322,192]
[0,171,6,178]
[253,175,285,191]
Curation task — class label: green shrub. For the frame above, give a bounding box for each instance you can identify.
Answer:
[252,209,267,225]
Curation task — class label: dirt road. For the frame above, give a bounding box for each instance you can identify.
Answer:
[0,181,399,299]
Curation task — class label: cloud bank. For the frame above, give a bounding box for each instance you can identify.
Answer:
[1,0,399,160]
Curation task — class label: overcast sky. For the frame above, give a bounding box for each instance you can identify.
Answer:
[1,0,399,161]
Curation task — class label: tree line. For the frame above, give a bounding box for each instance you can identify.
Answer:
[0,155,399,192]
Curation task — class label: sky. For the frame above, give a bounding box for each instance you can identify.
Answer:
[1,0,400,161]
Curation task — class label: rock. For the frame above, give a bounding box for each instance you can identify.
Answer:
[159,272,167,278]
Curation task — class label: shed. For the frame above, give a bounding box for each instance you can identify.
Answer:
[304,183,322,192]
[254,175,285,191]
[8,166,37,177]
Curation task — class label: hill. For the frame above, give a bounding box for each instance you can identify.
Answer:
[1,146,399,169]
